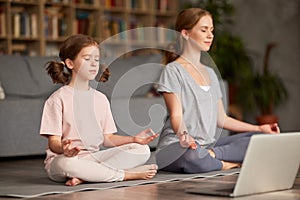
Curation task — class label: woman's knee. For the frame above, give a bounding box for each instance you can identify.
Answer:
[182,149,222,173]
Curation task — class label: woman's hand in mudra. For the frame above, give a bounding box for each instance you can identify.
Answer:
[259,123,280,134]
[178,131,197,150]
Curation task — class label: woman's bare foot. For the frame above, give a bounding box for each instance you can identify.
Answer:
[124,164,158,180]
[208,149,216,158]
[221,161,242,170]
[65,177,84,186]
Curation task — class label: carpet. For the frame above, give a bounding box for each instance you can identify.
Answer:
[0,157,239,198]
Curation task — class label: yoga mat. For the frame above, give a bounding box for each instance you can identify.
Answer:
[0,157,239,198]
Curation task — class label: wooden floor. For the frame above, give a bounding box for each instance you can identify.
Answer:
[1,157,300,200]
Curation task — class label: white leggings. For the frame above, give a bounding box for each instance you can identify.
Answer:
[47,143,151,182]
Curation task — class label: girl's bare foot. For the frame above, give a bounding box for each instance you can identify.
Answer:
[221,161,242,170]
[65,177,84,186]
[124,164,158,180]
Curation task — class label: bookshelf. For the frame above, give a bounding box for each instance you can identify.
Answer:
[0,0,178,56]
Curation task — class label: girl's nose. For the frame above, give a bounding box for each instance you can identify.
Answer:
[91,59,98,66]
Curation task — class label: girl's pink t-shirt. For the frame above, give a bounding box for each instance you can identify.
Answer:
[40,85,117,167]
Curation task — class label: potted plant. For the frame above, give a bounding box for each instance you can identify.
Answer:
[247,43,288,124]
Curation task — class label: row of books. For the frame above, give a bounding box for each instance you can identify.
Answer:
[11,7,38,38]
[102,16,174,43]
[44,7,68,39]
[45,9,99,38]
[156,0,171,12]
[46,0,70,3]
[46,0,102,5]
[73,0,98,4]
[103,0,125,8]
[74,10,97,36]
[103,0,172,11]
[102,16,127,40]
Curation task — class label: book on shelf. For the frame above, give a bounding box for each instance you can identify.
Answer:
[30,13,38,38]
[47,0,70,3]
[20,12,30,37]
[104,0,125,8]
[130,0,147,10]
[74,0,99,6]
[0,6,6,37]
[157,0,170,12]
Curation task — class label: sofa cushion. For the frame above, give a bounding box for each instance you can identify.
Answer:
[0,55,39,97]
[0,55,60,98]
[97,54,163,98]
[0,81,5,100]
[25,56,60,97]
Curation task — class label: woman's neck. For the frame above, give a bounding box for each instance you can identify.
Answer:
[180,47,201,68]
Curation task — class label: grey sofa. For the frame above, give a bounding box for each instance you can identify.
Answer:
[0,55,60,157]
[0,54,165,157]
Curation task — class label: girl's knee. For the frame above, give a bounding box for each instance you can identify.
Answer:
[127,143,151,163]
[130,143,151,155]
[138,144,151,160]
[49,156,79,181]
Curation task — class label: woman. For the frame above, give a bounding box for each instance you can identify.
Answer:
[155,8,279,173]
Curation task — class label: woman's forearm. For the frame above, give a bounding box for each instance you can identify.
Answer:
[170,115,186,135]
[221,116,260,133]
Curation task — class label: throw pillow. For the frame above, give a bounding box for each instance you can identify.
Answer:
[0,81,5,100]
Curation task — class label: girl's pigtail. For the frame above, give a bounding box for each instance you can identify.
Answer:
[45,61,71,84]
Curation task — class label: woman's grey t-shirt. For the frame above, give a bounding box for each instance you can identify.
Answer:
[156,61,222,151]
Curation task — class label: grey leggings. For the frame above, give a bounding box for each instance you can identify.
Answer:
[156,132,261,173]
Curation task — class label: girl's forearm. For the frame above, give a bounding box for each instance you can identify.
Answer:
[48,136,64,154]
[103,134,134,147]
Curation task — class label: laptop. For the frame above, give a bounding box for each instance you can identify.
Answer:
[185,132,300,197]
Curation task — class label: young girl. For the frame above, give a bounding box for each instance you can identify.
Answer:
[40,34,158,186]
[155,8,280,173]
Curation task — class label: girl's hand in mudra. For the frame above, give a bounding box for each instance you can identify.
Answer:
[133,128,159,145]
[63,139,81,157]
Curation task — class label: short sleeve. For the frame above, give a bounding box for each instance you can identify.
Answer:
[40,97,62,137]
[211,69,223,99]
[157,63,181,94]
[103,97,117,134]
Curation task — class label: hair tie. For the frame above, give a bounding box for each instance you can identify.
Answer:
[60,61,65,66]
